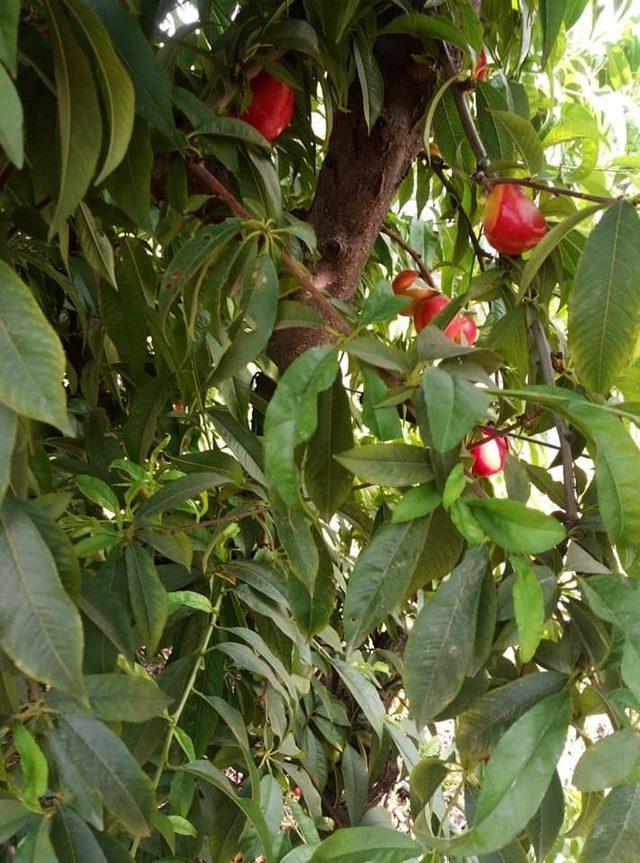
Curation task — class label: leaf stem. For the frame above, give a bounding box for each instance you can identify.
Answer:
[130,588,224,858]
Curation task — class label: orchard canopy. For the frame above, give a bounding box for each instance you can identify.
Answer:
[3,0,640,861]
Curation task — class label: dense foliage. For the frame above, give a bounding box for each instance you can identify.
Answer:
[2,0,640,860]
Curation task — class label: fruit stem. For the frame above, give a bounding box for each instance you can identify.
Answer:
[380,225,437,288]
[529,311,579,528]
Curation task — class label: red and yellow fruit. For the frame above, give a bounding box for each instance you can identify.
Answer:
[482,184,547,255]
[392,269,435,315]
[413,294,478,346]
[239,70,295,142]
[469,428,508,477]
[475,49,488,81]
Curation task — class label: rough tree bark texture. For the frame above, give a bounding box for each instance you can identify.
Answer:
[267,35,437,370]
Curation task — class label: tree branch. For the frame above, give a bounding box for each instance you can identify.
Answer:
[186,155,351,336]
[380,225,437,288]
[485,177,618,206]
[529,312,579,526]
[439,45,488,167]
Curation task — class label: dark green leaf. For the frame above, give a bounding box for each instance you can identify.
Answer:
[43,0,102,238]
[345,518,428,648]
[380,13,467,50]
[540,0,566,64]
[527,770,564,863]
[85,673,172,722]
[51,807,109,863]
[335,443,432,487]
[0,799,31,844]
[581,783,640,863]
[288,531,336,638]
[491,111,545,174]
[331,658,385,738]
[0,65,23,168]
[125,545,167,656]
[0,261,70,433]
[392,483,442,523]
[404,547,488,725]
[0,405,16,504]
[135,472,235,522]
[0,498,84,697]
[305,380,354,517]
[569,201,640,394]
[467,498,566,553]
[106,119,153,229]
[309,826,423,863]
[273,506,318,589]
[512,556,546,662]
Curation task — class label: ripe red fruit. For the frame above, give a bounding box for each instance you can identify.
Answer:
[413,294,451,332]
[475,49,488,80]
[392,270,435,315]
[449,315,479,346]
[482,184,547,255]
[469,429,508,477]
[239,70,295,142]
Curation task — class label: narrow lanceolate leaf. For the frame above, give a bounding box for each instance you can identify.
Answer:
[0,799,31,844]
[490,111,545,174]
[334,443,433,487]
[404,547,488,726]
[527,770,565,863]
[305,380,354,518]
[426,692,570,857]
[467,498,566,554]
[49,713,154,837]
[512,556,546,662]
[51,807,109,863]
[264,346,339,509]
[574,729,640,792]
[273,506,318,590]
[422,366,490,452]
[106,119,153,229]
[540,0,566,64]
[85,673,172,723]
[125,545,167,656]
[289,532,336,638]
[75,202,117,287]
[457,671,567,762]
[331,658,386,739]
[0,262,70,433]
[135,472,235,522]
[12,723,48,810]
[0,0,19,75]
[0,405,17,504]
[0,65,23,168]
[62,0,134,183]
[344,518,428,649]
[569,201,640,394]
[581,783,640,863]
[0,498,85,698]
[43,0,102,239]
[309,826,423,863]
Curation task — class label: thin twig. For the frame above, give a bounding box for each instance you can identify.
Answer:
[428,158,490,271]
[485,177,618,206]
[440,45,488,166]
[380,225,437,288]
[529,312,579,526]
[186,155,352,336]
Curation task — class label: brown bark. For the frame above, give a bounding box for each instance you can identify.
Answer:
[268,35,437,370]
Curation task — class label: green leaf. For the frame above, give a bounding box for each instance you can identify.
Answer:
[404,547,488,725]
[427,692,570,856]
[105,119,153,230]
[0,65,23,168]
[527,771,564,863]
[49,713,154,837]
[0,799,31,844]
[569,201,640,394]
[75,202,117,287]
[264,346,339,509]
[43,0,102,239]
[288,531,336,638]
[392,483,442,524]
[305,380,354,518]
[574,729,640,792]
[12,723,48,811]
[410,757,448,818]
[309,826,423,863]
[51,807,109,863]
[125,545,167,656]
[74,474,120,515]
[79,578,135,664]
[0,261,70,433]
[344,518,429,649]
[361,366,402,441]
[466,499,566,553]
[512,556,546,662]
[331,658,386,739]
[85,673,172,723]
[0,0,19,75]
[209,408,266,485]
[85,0,180,144]
[344,335,411,374]
[182,761,274,860]
[380,13,467,50]
[519,204,602,297]
[0,498,85,698]
[490,111,545,174]
[457,671,568,762]
[342,745,368,826]
[273,506,318,589]
[62,0,134,183]
[540,0,566,64]
[335,443,432,486]
[476,81,513,163]
[422,366,490,452]
[353,36,383,132]
[135,472,234,522]
[167,591,213,616]
[581,783,640,863]
[433,88,474,170]
[211,255,279,383]
[14,817,56,862]
[0,405,16,504]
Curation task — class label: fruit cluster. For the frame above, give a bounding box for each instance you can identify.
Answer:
[392,271,478,346]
